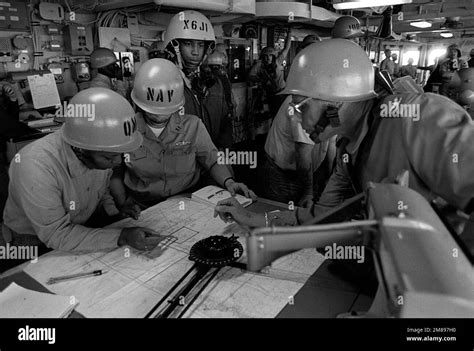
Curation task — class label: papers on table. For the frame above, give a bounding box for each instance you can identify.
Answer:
[191,185,253,208]
[0,282,78,318]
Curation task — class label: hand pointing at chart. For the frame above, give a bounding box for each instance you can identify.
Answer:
[118,227,165,251]
[214,197,263,227]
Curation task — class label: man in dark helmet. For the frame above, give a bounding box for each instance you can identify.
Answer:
[332,15,364,42]
[89,47,127,98]
[249,29,292,117]
[296,34,321,54]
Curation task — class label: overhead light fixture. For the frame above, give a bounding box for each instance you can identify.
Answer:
[333,0,412,10]
[409,21,432,28]
[440,32,453,38]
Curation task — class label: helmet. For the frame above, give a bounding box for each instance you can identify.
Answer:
[90,47,117,69]
[148,41,167,59]
[131,58,185,115]
[163,10,215,49]
[458,89,474,106]
[447,44,461,57]
[62,88,142,153]
[261,46,277,58]
[453,68,474,105]
[205,51,224,66]
[280,39,377,102]
[299,34,321,50]
[332,16,363,39]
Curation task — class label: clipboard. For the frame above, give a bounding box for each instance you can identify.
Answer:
[27,73,61,110]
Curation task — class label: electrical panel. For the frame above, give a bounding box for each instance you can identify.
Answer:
[0,1,29,31]
[64,25,94,55]
[0,37,12,62]
[38,2,64,21]
[71,62,90,82]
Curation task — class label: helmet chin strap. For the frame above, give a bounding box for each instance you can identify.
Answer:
[314,103,342,135]
[71,146,98,169]
[172,40,184,70]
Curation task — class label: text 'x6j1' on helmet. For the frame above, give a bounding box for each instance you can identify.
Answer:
[163,10,215,49]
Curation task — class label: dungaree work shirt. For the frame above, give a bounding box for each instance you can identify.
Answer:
[3,131,121,252]
[123,112,219,204]
[265,96,315,171]
[309,93,474,217]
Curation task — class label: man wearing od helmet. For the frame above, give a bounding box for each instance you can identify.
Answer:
[148,41,167,59]
[163,10,233,149]
[214,40,474,237]
[296,34,321,54]
[110,59,255,209]
[89,47,127,98]
[332,15,364,42]
[2,88,162,253]
[439,44,468,98]
[249,29,292,117]
[450,67,474,111]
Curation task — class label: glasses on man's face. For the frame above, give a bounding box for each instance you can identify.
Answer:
[288,97,311,116]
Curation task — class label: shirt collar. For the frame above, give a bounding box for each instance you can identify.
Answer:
[59,129,93,178]
[345,99,375,154]
[136,111,186,142]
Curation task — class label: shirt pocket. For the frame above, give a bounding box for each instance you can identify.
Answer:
[127,146,155,183]
[129,145,147,161]
[164,145,196,175]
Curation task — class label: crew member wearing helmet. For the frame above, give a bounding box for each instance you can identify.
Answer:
[260,93,336,208]
[439,44,468,98]
[259,33,332,208]
[331,15,363,42]
[469,49,474,68]
[214,39,474,234]
[203,51,238,141]
[296,34,321,54]
[1,88,163,254]
[89,47,127,98]
[249,30,292,117]
[163,10,233,149]
[110,59,256,208]
[148,41,167,59]
[204,51,227,77]
[450,67,474,111]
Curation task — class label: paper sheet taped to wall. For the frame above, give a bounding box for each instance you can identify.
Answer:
[27,73,60,109]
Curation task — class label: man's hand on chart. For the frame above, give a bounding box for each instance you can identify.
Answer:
[118,227,164,251]
[224,179,257,200]
[214,197,259,227]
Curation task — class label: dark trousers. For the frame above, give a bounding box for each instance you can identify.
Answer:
[259,154,306,205]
